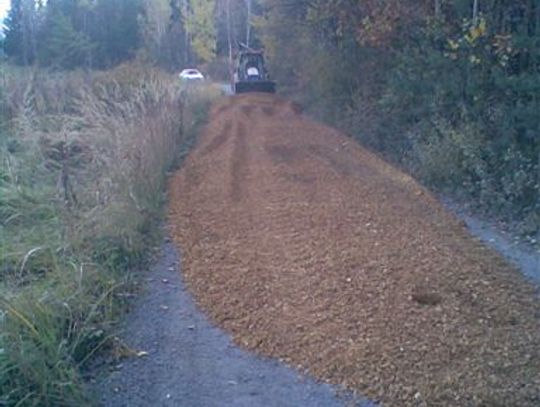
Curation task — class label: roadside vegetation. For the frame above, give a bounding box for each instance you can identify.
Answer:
[1,0,221,404]
[0,63,218,406]
[259,0,539,243]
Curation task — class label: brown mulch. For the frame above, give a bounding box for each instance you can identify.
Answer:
[168,94,540,406]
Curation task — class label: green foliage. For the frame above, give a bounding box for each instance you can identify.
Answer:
[38,11,94,69]
[0,271,118,406]
[186,0,217,62]
[259,0,540,239]
[379,11,540,233]
[89,0,141,67]
[4,0,142,69]
[2,0,223,70]
[3,0,37,65]
[0,65,218,406]
[140,0,173,64]
[3,0,24,61]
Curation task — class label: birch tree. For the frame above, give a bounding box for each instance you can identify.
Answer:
[141,0,172,61]
[185,0,216,62]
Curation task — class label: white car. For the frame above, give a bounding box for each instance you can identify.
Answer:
[179,69,204,81]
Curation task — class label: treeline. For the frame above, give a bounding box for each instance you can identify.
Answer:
[1,0,218,69]
[1,0,260,72]
[258,0,540,237]
[3,0,139,68]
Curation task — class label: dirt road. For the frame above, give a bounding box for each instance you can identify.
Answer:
[169,94,540,406]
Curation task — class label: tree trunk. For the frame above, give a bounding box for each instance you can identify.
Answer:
[227,0,234,83]
[434,0,441,19]
[246,0,252,47]
[183,0,190,64]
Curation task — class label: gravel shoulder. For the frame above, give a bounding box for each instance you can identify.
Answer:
[92,238,371,407]
[443,201,540,287]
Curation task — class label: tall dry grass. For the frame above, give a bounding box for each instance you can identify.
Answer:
[0,64,219,406]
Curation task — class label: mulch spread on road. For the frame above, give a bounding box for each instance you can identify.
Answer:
[168,94,540,406]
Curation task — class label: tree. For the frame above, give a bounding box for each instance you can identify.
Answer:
[38,10,94,69]
[162,0,189,68]
[245,0,252,47]
[255,0,540,234]
[141,0,171,62]
[3,0,24,60]
[4,0,38,64]
[89,0,141,67]
[185,0,216,62]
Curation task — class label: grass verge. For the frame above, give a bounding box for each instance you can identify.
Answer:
[0,64,220,406]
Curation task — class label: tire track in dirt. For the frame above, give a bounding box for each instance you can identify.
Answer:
[202,119,232,156]
[214,100,233,117]
[169,94,540,406]
[261,106,275,116]
[230,121,249,202]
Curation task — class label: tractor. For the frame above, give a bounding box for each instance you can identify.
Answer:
[232,47,276,94]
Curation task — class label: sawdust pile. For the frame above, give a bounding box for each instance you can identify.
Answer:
[168,94,540,406]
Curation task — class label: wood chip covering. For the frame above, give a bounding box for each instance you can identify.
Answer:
[168,94,540,406]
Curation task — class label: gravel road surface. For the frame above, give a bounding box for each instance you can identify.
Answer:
[94,239,372,407]
[168,94,539,405]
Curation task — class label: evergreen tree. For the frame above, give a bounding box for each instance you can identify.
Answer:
[141,0,172,64]
[38,10,94,69]
[90,0,141,67]
[4,0,26,63]
[37,0,141,68]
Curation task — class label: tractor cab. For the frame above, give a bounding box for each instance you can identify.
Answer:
[233,49,276,94]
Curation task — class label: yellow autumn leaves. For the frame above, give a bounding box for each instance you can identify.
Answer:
[445,17,514,67]
[465,18,487,44]
[187,0,217,62]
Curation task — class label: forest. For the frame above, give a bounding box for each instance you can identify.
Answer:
[259,0,539,239]
[1,0,539,406]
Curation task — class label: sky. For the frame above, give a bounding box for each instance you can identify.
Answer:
[0,0,9,20]
[0,0,9,34]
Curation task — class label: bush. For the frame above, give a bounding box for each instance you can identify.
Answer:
[267,11,539,242]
